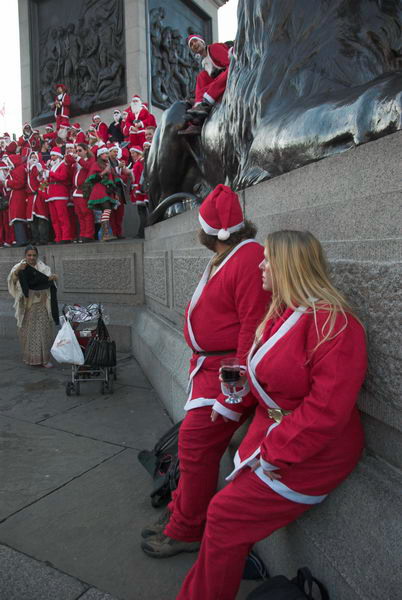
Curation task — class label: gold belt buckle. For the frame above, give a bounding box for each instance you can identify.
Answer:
[267,408,291,423]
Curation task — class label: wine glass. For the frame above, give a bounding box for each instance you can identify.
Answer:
[220,357,243,404]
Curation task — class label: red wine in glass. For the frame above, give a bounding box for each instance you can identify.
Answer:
[220,358,242,404]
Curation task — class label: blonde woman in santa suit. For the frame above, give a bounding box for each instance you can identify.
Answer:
[177,230,367,600]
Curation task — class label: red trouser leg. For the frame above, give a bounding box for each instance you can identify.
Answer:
[177,469,312,600]
[54,201,73,241]
[68,205,77,239]
[194,70,214,104]
[203,68,229,104]
[73,197,95,239]
[5,210,14,244]
[0,211,6,244]
[48,202,62,242]
[110,203,124,237]
[164,406,248,542]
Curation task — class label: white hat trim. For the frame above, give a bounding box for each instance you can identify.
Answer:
[198,214,244,238]
[97,147,109,157]
[50,150,63,157]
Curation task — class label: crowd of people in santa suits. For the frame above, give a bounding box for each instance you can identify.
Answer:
[0,92,157,246]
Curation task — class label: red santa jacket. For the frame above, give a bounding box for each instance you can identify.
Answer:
[6,155,27,223]
[221,307,367,504]
[183,240,270,412]
[126,107,156,129]
[69,157,94,197]
[206,43,230,71]
[95,122,109,143]
[130,159,147,203]
[47,159,70,201]
[54,93,70,119]
[76,131,87,144]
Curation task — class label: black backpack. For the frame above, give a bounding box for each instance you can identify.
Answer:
[246,567,329,600]
[138,420,182,508]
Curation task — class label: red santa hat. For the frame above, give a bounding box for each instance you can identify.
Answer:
[55,83,67,91]
[199,184,244,241]
[130,147,143,154]
[131,95,141,102]
[45,124,54,131]
[23,122,32,129]
[97,146,109,157]
[5,141,17,154]
[93,114,101,121]
[187,34,206,47]
[72,123,81,131]
[33,129,40,134]
[143,141,151,149]
[50,147,63,158]
[65,143,75,149]
[3,132,10,138]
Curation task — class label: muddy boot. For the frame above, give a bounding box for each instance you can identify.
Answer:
[141,533,200,558]
[141,509,170,539]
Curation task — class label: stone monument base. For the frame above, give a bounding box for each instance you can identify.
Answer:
[1,131,401,599]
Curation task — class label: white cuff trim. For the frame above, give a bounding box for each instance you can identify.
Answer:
[212,400,241,422]
[203,93,215,105]
[260,457,278,471]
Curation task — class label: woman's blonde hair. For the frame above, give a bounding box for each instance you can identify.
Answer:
[256,230,362,351]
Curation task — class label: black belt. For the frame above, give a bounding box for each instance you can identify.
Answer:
[193,349,236,356]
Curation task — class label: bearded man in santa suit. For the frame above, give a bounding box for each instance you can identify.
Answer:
[52,83,70,131]
[141,184,270,558]
[18,123,40,151]
[0,158,14,246]
[46,147,74,243]
[26,151,50,245]
[92,114,109,143]
[4,149,28,246]
[179,35,231,136]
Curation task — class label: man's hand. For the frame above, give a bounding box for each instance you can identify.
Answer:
[48,274,58,281]
[251,460,282,480]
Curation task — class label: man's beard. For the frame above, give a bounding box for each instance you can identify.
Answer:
[131,102,142,114]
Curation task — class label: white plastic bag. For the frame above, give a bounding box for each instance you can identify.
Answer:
[51,318,85,365]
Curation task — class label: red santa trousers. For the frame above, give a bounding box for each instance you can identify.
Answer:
[0,210,14,245]
[203,69,229,104]
[177,468,312,600]
[164,406,249,543]
[72,197,95,239]
[48,201,74,242]
[68,205,78,240]
[110,203,125,237]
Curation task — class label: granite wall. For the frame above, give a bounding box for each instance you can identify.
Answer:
[130,130,402,600]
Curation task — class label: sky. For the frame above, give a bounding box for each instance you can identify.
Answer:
[0,0,239,135]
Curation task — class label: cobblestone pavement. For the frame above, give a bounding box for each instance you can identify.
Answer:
[0,339,257,600]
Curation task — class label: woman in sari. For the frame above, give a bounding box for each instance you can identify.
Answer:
[7,245,59,367]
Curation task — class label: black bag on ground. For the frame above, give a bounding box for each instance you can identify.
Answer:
[243,549,269,580]
[138,420,182,508]
[84,316,116,367]
[246,567,329,600]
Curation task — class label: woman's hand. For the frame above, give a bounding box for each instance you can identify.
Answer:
[251,460,282,480]
[210,409,229,423]
[48,274,58,281]
[17,262,27,272]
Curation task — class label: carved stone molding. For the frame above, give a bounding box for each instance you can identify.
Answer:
[62,256,136,294]
[144,251,169,306]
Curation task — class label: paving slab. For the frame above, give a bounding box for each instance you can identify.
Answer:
[0,543,87,600]
[0,449,197,600]
[79,589,121,600]
[111,358,152,390]
[0,415,121,521]
[0,379,116,424]
[40,385,172,449]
